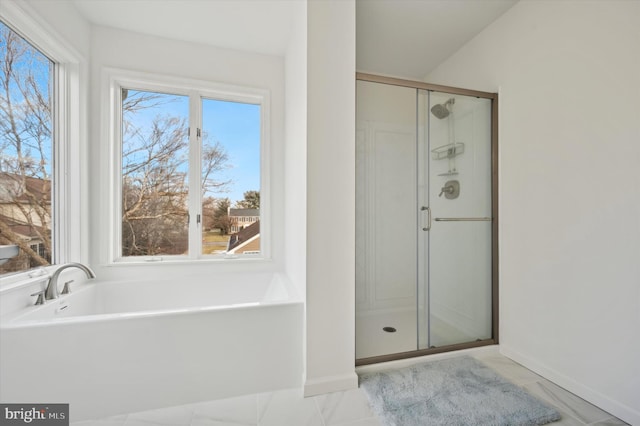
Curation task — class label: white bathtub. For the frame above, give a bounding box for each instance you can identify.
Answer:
[0,273,303,421]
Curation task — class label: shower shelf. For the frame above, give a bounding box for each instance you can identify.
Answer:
[431,142,465,160]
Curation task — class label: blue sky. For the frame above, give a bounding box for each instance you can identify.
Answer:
[202,99,260,204]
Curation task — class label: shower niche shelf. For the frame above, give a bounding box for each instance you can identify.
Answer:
[431,142,465,160]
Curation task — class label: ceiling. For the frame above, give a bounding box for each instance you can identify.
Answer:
[72,0,518,78]
[72,0,297,56]
[357,0,518,79]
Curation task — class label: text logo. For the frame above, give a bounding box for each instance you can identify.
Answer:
[1,404,68,425]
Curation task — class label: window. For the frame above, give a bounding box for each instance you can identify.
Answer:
[29,243,46,259]
[1,0,85,282]
[111,72,267,262]
[121,90,190,257]
[0,20,54,274]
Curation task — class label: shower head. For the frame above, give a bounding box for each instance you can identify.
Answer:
[430,98,455,119]
[430,104,450,119]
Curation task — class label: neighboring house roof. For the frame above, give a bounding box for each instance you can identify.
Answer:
[0,173,51,204]
[227,220,260,252]
[0,214,46,241]
[228,208,259,217]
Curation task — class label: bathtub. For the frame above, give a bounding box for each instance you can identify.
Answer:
[0,273,303,421]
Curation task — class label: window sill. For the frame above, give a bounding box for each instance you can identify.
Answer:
[0,265,58,293]
[107,255,272,267]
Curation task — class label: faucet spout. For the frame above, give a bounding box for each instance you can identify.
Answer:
[45,262,96,300]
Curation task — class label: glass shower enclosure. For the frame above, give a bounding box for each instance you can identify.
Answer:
[355,74,498,364]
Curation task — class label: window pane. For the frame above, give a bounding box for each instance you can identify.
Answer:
[201,99,260,256]
[121,89,189,257]
[0,21,54,274]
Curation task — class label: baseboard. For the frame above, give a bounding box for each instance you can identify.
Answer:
[303,372,359,397]
[500,345,640,426]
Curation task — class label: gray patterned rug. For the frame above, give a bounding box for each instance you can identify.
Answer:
[359,356,561,426]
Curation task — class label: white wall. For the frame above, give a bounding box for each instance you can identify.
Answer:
[284,0,308,300]
[24,0,90,56]
[88,26,286,282]
[305,0,358,396]
[284,0,308,386]
[426,1,640,423]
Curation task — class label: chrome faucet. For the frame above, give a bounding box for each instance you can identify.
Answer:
[45,262,96,300]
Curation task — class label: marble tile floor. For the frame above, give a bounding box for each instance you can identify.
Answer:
[71,353,628,426]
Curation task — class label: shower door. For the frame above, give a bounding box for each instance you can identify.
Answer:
[356,76,497,362]
[417,90,494,350]
[356,81,418,358]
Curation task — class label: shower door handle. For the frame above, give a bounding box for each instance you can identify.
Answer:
[421,206,431,231]
[434,217,492,222]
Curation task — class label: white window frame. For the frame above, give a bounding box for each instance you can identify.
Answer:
[0,1,85,285]
[104,68,270,264]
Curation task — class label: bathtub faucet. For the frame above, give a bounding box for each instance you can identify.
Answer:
[45,262,96,300]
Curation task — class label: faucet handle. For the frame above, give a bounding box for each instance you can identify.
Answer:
[30,290,46,305]
[62,280,74,295]
[439,185,452,197]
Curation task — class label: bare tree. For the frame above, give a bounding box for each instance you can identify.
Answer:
[0,23,53,272]
[121,92,190,256]
[201,139,231,196]
[201,196,216,231]
[120,91,233,256]
[212,197,232,235]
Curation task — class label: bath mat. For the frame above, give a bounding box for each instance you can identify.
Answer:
[359,356,561,426]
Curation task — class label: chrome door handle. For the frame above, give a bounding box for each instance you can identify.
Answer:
[421,206,431,231]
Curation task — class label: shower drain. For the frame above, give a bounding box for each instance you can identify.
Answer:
[382,326,397,333]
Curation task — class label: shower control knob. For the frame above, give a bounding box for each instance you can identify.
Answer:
[439,185,453,197]
[439,180,460,199]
